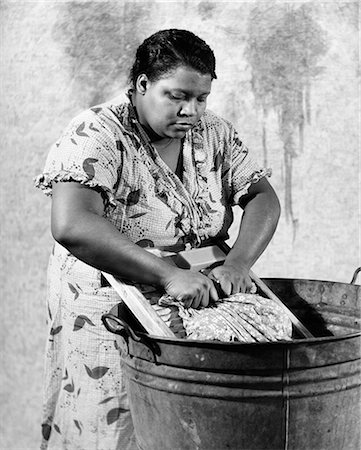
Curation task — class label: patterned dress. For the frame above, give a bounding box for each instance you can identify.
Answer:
[35,97,270,449]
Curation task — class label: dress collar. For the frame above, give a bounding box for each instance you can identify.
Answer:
[122,90,211,248]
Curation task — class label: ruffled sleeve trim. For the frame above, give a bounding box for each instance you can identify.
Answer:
[232,167,272,205]
[34,170,117,209]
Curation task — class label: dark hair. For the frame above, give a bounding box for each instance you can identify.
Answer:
[130,29,217,87]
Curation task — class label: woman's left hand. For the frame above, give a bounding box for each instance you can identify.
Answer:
[207,264,255,296]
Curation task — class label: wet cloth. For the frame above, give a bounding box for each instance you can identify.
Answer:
[35,97,270,449]
[159,293,293,342]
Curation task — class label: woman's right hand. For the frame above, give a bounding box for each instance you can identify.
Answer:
[162,268,219,309]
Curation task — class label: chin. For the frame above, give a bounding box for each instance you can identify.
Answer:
[171,130,188,139]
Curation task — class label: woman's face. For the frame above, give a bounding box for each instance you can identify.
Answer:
[135,66,213,140]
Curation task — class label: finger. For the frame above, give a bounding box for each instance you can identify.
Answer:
[220,279,232,297]
[177,294,192,308]
[199,290,209,308]
[191,295,201,309]
[239,280,247,293]
[198,278,212,308]
[249,282,257,294]
[244,277,253,293]
[184,297,195,309]
[209,282,219,303]
[231,278,242,294]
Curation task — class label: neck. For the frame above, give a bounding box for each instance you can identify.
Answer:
[153,137,174,151]
[131,91,162,142]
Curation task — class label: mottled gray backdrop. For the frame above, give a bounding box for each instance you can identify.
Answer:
[0,1,359,448]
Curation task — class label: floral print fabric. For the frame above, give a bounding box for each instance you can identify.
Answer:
[36,100,270,248]
[35,98,270,449]
[40,245,137,450]
[159,293,293,342]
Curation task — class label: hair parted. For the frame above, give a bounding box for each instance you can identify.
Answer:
[130,29,217,87]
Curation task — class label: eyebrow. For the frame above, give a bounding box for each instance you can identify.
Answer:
[169,88,211,96]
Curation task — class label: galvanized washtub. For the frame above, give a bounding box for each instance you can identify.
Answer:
[103,273,361,450]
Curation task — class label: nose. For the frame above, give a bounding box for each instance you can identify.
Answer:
[179,99,197,117]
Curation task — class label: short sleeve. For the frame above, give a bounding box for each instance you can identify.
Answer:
[35,109,123,208]
[227,127,271,205]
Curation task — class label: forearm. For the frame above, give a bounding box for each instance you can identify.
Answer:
[53,210,176,286]
[225,189,280,271]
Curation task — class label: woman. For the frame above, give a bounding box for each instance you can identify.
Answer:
[36,29,280,449]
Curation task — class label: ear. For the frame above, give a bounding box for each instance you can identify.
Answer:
[135,74,149,95]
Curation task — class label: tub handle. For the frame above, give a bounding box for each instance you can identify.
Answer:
[350,267,361,285]
[102,313,141,342]
[102,313,160,363]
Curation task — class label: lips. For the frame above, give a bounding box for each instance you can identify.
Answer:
[174,122,194,129]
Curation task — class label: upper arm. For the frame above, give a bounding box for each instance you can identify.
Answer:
[238,177,280,211]
[51,181,105,243]
[222,124,272,206]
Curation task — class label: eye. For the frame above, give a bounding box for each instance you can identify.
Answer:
[169,92,186,101]
[197,93,209,103]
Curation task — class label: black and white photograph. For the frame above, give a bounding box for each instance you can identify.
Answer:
[1,1,360,449]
